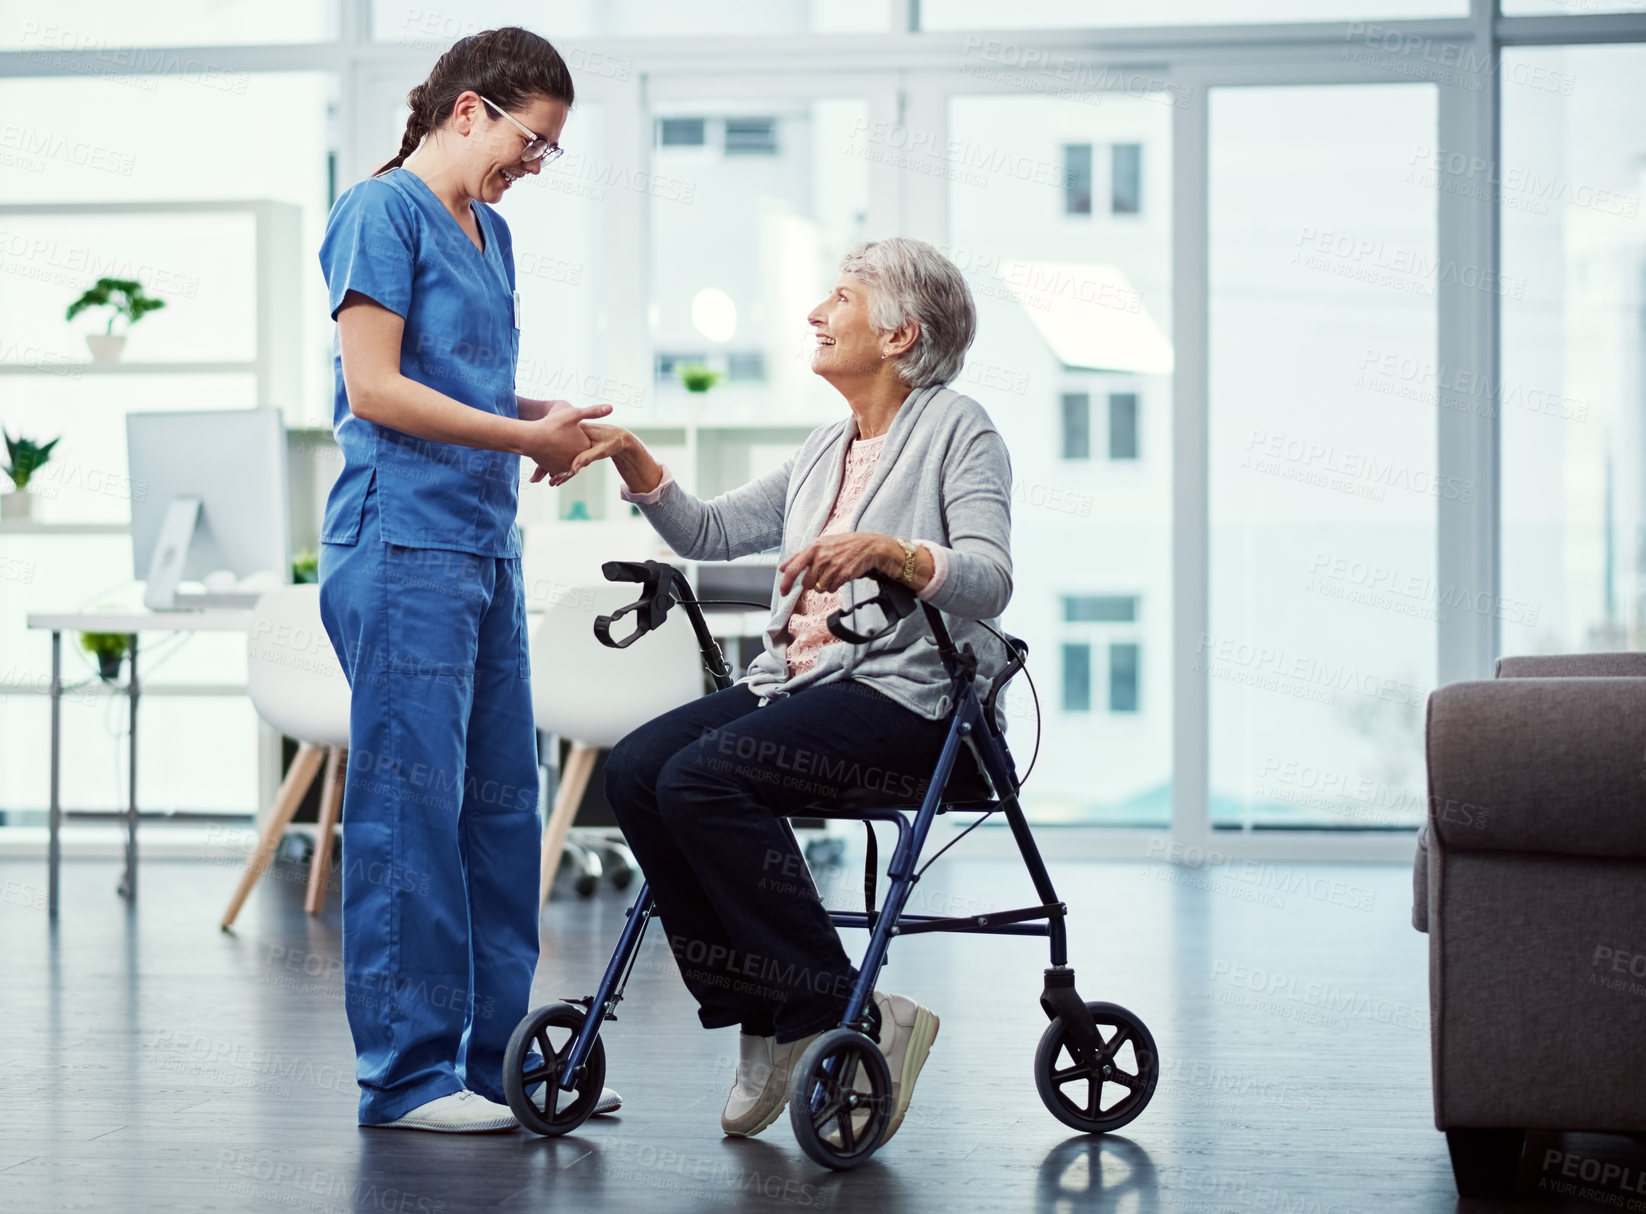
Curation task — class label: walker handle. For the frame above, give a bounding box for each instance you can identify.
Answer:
[595,560,677,648]
[825,571,917,645]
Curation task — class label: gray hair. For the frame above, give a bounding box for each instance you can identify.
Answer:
[838,237,977,390]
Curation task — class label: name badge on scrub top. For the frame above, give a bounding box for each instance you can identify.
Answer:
[512,289,522,330]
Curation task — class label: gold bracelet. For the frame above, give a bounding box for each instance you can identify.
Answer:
[896,538,918,585]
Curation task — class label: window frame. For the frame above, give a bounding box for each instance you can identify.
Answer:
[4,0,1642,861]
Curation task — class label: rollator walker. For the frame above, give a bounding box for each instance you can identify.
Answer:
[503,559,1158,1169]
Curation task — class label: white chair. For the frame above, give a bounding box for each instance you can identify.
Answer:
[531,581,705,906]
[220,585,352,928]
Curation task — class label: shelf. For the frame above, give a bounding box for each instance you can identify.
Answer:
[0,361,257,376]
[0,682,248,697]
[0,522,128,535]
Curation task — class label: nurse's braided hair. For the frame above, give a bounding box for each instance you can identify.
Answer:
[374,27,575,176]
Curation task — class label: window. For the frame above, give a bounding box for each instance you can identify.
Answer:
[1110,643,1141,712]
[952,91,1173,825]
[651,97,868,432]
[2,0,334,46]
[0,71,334,824]
[1060,393,1090,459]
[1064,596,1138,623]
[1501,0,1646,11]
[921,0,1467,27]
[1111,143,1142,215]
[654,352,708,381]
[372,0,897,38]
[658,117,706,147]
[1061,638,1141,713]
[1062,643,1092,712]
[1209,84,1437,829]
[727,352,766,382]
[1064,601,1142,713]
[725,117,778,155]
[1501,45,1646,657]
[1063,144,1093,215]
[1109,393,1139,460]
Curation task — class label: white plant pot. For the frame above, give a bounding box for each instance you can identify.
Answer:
[86,333,126,364]
[1,490,33,521]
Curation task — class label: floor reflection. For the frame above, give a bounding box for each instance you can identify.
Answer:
[1037,1134,1157,1214]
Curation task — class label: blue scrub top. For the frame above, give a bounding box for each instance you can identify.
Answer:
[317,167,522,558]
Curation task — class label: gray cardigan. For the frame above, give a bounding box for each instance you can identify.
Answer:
[631,384,1014,722]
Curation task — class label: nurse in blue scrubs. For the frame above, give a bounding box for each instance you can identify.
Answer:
[315,28,614,1134]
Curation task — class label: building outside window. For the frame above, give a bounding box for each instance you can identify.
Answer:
[658,117,705,146]
[1109,392,1139,459]
[1060,595,1142,714]
[1112,142,1142,214]
[1109,642,1141,712]
[654,352,708,380]
[727,351,766,381]
[1061,392,1091,458]
[725,117,779,154]
[1061,643,1092,711]
[1063,143,1093,214]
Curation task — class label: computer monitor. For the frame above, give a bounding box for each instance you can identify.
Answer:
[127,408,290,610]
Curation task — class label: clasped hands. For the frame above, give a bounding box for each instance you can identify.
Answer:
[516,398,612,481]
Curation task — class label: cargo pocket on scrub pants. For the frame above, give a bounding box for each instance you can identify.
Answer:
[511,559,534,681]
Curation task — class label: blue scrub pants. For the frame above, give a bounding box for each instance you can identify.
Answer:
[318,482,541,1124]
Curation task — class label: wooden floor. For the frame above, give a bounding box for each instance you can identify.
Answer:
[4,848,1639,1213]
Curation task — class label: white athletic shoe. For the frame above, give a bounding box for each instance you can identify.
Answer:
[818,992,940,1150]
[872,991,940,1144]
[722,1031,821,1137]
[368,1090,518,1133]
[521,1051,622,1117]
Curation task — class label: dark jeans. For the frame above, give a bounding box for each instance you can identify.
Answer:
[605,679,953,1043]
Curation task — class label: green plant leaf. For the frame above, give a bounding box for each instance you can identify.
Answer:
[66,277,165,330]
[676,363,725,393]
[78,631,131,659]
[2,429,58,490]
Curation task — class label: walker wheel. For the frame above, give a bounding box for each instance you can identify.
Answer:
[1034,1001,1157,1134]
[787,1027,893,1170]
[502,1002,607,1136]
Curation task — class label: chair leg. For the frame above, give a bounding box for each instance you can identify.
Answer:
[540,742,597,908]
[220,742,325,930]
[304,747,345,916]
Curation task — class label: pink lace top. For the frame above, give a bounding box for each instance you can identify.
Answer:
[785,435,887,676]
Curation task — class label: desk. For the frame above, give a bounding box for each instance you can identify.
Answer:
[26,608,253,917]
[25,583,776,918]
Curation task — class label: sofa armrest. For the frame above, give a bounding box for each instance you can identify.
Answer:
[1496,652,1646,678]
[1412,823,1430,932]
[1426,677,1646,860]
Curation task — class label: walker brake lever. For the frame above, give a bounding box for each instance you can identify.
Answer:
[595,560,677,648]
[825,570,916,645]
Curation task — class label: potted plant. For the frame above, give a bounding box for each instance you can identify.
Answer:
[676,363,725,393]
[79,632,131,683]
[2,430,59,521]
[66,277,167,364]
[291,550,319,584]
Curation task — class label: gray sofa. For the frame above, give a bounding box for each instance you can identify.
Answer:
[1415,652,1646,1198]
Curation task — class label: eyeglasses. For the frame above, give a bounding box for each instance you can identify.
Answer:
[479,96,562,165]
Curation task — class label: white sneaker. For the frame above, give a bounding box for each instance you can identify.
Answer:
[522,1051,622,1116]
[722,1031,820,1137]
[872,991,940,1144]
[368,1090,518,1133]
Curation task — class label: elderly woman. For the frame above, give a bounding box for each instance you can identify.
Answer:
[559,237,1011,1142]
